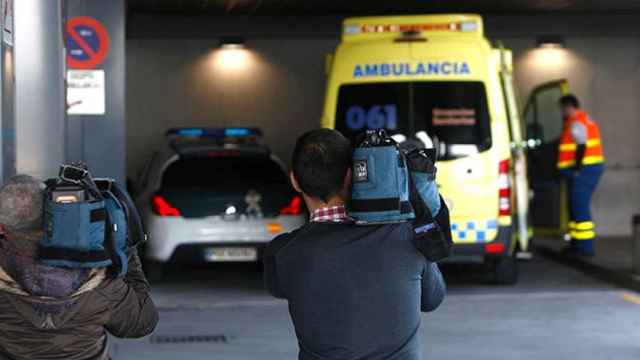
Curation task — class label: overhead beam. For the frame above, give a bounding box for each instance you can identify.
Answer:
[128,13,640,39]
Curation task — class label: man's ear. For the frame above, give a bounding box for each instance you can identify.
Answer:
[290,171,303,193]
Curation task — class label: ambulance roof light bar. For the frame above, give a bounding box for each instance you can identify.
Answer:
[344,20,479,36]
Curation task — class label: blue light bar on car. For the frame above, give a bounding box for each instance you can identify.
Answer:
[175,128,205,137]
[225,128,253,137]
[166,127,263,139]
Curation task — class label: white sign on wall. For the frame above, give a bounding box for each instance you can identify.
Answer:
[67,70,106,115]
[2,0,13,46]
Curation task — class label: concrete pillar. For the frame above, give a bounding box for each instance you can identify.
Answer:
[0,0,65,181]
[0,0,15,182]
[0,0,126,183]
[13,0,66,179]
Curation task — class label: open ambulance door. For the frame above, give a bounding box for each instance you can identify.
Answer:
[499,48,530,255]
[522,80,570,238]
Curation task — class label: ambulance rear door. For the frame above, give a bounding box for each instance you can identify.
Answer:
[523,79,569,237]
[498,48,529,253]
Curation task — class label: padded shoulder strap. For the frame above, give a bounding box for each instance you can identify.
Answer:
[102,206,124,277]
[110,181,147,250]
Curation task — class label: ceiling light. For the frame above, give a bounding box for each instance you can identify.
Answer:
[220,36,245,50]
[536,35,564,49]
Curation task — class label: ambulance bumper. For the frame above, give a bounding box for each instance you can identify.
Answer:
[440,225,513,264]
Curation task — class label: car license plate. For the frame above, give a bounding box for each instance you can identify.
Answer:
[204,247,258,262]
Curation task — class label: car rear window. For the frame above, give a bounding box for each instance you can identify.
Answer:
[159,155,293,218]
[335,81,492,160]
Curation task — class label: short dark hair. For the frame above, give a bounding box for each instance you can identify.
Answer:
[292,129,352,202]
[559,94,580,108]
[0,175,44,231]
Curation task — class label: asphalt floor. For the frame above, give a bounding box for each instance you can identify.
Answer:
[111,252,640,359]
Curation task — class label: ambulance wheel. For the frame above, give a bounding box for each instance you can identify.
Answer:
[493,255,518,285]
[144,259,165,283]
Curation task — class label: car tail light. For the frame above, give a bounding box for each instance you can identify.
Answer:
[152,195,181,217]
[485,243,505,254]
[280,196,302,215]
[498,159,511,217]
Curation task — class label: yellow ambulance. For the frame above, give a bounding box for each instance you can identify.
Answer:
[321,14,531,284]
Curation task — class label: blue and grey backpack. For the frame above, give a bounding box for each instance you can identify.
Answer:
[38,164,146,277]
[349,130,452,262]
[350,130,415,224]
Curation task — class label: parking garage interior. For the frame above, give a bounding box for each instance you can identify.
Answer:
[3,1,640,359]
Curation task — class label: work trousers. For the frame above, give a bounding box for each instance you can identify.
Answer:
[560,164,604,252]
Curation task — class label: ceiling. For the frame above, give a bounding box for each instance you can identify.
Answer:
[127,0,640,16]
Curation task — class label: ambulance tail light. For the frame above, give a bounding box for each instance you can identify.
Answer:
[280,196,302,216]
[152,195,181,217]
[498,159,511,217]
[484,242,505,254]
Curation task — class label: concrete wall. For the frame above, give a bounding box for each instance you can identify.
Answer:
[502,37,640,236]
[126,38,336,178]
[127,16,640,236]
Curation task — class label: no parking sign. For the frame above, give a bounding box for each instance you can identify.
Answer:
[66,16,110,69]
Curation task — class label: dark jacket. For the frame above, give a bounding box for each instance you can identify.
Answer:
[0,244,158,360]
[264,222,446,360]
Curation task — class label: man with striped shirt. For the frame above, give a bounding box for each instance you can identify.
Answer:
[264,129,445,360]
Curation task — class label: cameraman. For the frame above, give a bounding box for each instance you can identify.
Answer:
[264,129,446,360]
[0,175,158,360]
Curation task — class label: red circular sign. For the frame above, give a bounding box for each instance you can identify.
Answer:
[66,17,110,69]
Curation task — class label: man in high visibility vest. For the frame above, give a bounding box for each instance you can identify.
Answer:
[557,95,605,256]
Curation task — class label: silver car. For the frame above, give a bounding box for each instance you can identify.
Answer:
[134,128,305,279]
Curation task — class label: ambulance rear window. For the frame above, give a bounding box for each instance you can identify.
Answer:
[336,81,492,160]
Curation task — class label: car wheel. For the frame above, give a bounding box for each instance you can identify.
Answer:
[493,255,518,285]
[144,259,166,283]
